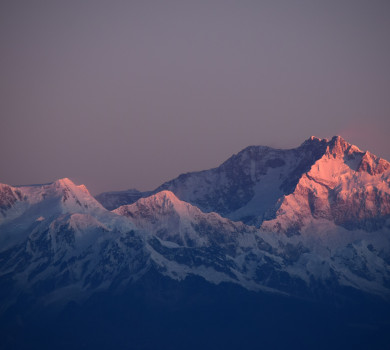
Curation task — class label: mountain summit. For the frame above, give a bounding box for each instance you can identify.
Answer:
[261,136,390,234]
[114,190,254,248]
[97,136,390,233]
[1,136,390,350]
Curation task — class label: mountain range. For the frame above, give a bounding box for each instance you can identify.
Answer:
[1,135,390,349]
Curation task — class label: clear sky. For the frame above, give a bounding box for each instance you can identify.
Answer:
[1,0,389,194]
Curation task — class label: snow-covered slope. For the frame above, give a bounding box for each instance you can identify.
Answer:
[0,211,148,311]
[0,179,147,310]
[0,178,123,250]
[113,191,269,290]
[154,137,329,224]
[261,136,390,234]
[97,136,390,235]
[1,136,390,315]
[96,137,329,223]
[114,191,255,248]
[0,178,104,224]
[112,190,390,298]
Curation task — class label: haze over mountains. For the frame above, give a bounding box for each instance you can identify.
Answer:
[1,135,390,349]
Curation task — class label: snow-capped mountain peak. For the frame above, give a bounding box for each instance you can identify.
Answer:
[1,135,390,331]
[114,190,254,248]
[0,178,110,251]
[54,177,92,197]
[261,137,390,234]
[96,136,390,235]
[52,177,104,212]
[4,177,103,217]
[114,190,200,219]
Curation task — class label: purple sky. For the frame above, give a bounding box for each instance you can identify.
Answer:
[1,0,390,195]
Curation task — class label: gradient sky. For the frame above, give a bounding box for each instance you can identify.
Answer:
[1,0,389,194]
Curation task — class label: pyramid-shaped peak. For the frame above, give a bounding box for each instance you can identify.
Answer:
[326,135,361,158]
[139,190,187,209]
[114,190,199,219]
[53,178,91,194]
[330,135,349,145]
[152,190,179,200]
[54,178,77,187]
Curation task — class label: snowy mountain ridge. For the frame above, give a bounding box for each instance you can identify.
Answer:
[97,136,390,233]
[261,136,390,234]
[1,136,390,316]
[0,178,103,223]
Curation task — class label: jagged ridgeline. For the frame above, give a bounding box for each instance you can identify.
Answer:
[97,136,390,231]
[1,136,390,350]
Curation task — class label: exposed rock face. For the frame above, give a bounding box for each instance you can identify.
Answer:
[2,137,390,350]
[0,178,106,230]
[261,136,390,233]
[97,136,390,234]
[358,151,390,175]
[1,136,390,319]
[0,184,24,215]
[97,136,332,226]
[114,191,255,249]
[153,137,330,225]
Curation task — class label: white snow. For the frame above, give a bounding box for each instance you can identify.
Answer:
[1,136,390,302]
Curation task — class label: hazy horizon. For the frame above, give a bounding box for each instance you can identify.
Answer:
[1,0,389,195]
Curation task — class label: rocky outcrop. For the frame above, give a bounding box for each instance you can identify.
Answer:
[261,136,390,233]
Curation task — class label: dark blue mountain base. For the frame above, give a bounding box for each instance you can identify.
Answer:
[1,271,389,350]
